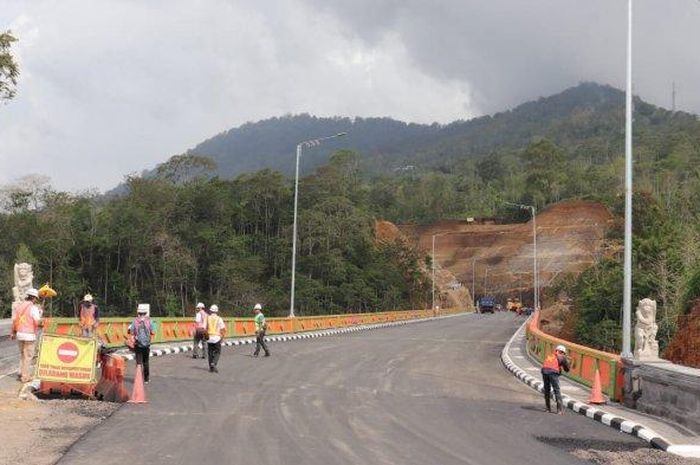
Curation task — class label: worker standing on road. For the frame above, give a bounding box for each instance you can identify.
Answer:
[11,288,43,383]
[206,305,226,373]
[193,302,208,359]
[541,344,570,414]
[253,303,270,358]
[128,305,156,384]
[78,294,100,337]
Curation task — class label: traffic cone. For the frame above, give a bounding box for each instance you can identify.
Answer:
[128,365,147,404]
[588,367,606,404]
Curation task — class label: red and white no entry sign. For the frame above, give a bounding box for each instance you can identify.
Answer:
[57,341,79,364]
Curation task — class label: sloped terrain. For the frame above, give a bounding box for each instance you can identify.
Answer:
[399,200,614,306]
[664,299,700,368]
[374,220,473,310]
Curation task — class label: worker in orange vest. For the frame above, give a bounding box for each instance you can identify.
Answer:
[192,302,208,360]
[541,344,570,414]
[11,288,43,383]
[78,294,100,337]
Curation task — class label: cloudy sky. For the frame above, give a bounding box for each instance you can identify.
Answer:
[1,0,699,191]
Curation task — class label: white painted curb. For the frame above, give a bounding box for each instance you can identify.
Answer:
[500,321,700,457]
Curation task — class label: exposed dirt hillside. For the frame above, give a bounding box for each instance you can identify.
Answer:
[665,299,700,368]
[374,220,474,311]
[398,200,614,308]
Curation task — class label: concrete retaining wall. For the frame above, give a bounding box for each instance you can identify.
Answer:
[623,358,700,434]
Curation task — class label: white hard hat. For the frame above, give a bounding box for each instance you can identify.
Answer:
[253,303,262,310]
[555,344,567,354]
[196,302,205,309]
[26,288,39,298]
[137,303,150,314]
[210,304,219,313]
[83,294,94,302]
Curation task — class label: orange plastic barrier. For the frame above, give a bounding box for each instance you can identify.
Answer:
[43,307,469,349]
[95,354,129,402]
[526,311,624,401]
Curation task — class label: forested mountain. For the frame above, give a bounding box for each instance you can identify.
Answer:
[189,115,438,177]
[176,82,699,179]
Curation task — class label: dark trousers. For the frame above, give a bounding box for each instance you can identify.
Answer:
[208,341,221,368]
[542,372,562,410]
[193,329,207,358]
[134,346,150,382]
[254,331,269,356]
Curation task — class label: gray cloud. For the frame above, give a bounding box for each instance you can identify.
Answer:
[1,1,699,191]
[305,0,700,113]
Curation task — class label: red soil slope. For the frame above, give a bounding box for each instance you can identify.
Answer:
[399,200,614,306]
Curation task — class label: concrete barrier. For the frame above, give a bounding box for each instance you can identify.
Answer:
[526,311,624,401]
[43,308,468,349]
[0,319,11,338]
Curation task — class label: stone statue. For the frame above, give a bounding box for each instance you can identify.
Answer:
[11,263,34,316]
[634,298,659,361]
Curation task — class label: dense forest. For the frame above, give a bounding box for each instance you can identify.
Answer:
[0,152,431,318]
[3,82,700,354]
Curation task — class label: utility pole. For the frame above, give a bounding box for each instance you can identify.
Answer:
[432,234,436,311]
[472,258,477,308]
[672,81,677,112]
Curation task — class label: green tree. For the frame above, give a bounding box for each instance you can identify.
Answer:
[520,138,566,208]
[0,31,19,101]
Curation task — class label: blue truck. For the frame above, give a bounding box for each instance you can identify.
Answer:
[478,296,496,314]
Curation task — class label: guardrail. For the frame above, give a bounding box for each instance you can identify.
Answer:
[43,307,467,348]
[526,311,624,401]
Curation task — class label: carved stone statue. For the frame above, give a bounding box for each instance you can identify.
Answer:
[11,263,34,316]
[634,298,659,361]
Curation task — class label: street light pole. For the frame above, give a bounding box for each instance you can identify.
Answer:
[532,205,539,311]
[505,202,538,310]
[289,132,347,318]
[622,0,634,358]
[432,234,436,311]
[472,258,477,308]
[432,232,450,310]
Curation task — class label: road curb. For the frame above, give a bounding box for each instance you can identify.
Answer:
[119,312,469,361]
[500,321,685,455]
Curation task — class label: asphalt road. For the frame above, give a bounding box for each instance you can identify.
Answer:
[0,337,19,377]
[57,313,647,465]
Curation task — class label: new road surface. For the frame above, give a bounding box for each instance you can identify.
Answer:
[58,313,648,465]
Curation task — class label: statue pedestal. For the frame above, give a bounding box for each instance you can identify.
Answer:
[623,357,700,433]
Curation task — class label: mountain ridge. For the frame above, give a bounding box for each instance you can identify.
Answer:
[125,81,697,190]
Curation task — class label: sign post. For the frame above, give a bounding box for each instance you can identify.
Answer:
[36,334,98,385]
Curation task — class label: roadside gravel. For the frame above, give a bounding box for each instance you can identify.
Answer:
[573,448,700,465]
[0,382,118,465]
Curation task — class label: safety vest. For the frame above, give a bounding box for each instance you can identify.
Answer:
[13,301,37,334]
[542,353,561,372]
[79,304,96,329]
[207,314,222,338]
[196,310,208,330]
[255,313,266,332]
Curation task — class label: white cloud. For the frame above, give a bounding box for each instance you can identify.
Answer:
[2,1,699,192]
[0,0,473,191]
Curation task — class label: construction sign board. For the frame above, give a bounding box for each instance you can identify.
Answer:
[36,334,98,384]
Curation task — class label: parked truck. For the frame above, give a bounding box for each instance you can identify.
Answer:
[478,296,496,314]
